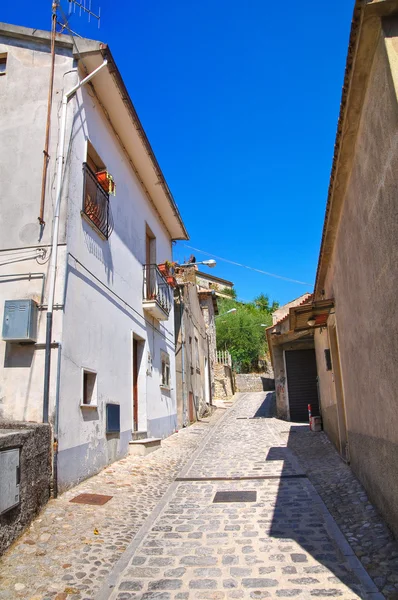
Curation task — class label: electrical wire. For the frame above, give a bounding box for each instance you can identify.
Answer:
[181,244,313,286]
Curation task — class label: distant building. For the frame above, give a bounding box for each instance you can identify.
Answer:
[196,271,235,299]
[266,294,317,422]
[174,268,218,426]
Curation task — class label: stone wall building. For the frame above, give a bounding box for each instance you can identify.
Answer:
[174,268,217,426]
[196,271,235,299]
[266,295,318,422]
[276,0,398,538]
[311,0,398,537]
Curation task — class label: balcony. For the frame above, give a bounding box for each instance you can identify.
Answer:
[142,265,172,321]
[82,162,114,239]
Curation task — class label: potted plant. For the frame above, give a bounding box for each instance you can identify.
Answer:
[158,260,177,277]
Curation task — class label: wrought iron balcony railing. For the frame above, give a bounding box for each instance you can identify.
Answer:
[142,264,172,319]
[82,162,114,239]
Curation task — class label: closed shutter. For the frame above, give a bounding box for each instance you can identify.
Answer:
[285,349,319,422]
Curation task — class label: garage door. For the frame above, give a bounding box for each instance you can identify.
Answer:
[285,349,319,422]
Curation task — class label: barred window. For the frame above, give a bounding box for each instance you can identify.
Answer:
[82,142,114,239]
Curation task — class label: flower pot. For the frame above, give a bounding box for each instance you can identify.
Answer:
[158,263,170,277]
[166,275,177,288]
[96,170,116,195]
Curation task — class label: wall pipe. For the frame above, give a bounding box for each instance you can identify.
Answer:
[39,1,58,226]
[178,287,188,427]
[0,272,46,304]
[43,59,108,423]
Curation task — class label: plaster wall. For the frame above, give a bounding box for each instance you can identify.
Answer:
[314,327,341,451]
[319,27,398,535]
[56,82,177,489]
[0,36,74,249]
[0,38,73,423]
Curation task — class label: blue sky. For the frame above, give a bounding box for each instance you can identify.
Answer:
[2,1,353,305]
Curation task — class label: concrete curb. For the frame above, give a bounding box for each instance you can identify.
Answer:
[96,393,247,600]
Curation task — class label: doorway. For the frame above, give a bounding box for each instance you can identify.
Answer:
[188,392,195,423]
[132,337,144,432]
[145,225,156,298]
[285,348,319,422]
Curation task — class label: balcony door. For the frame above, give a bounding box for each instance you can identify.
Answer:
[145,225,156,299]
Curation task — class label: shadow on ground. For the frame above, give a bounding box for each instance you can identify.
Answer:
[253,394,369,598]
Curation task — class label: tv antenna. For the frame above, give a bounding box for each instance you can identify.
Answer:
[57,0,101,35]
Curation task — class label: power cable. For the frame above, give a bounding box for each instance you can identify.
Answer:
[181,244,313,286]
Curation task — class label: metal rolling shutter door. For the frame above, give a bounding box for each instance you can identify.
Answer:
[285,349,319,422]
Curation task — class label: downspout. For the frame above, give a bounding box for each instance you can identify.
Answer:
[43,59,108,423]
[38,1,57,226]
[178,286,187,426]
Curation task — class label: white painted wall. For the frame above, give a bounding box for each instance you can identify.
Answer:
[56,82,177,489]
[0,38,74,424]
[0,36,179,490]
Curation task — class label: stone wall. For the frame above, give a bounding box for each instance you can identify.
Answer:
[235,373,275,393]
[214,364,234,400]
[0,422,51,555]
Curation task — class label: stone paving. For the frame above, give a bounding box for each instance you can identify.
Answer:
[271,416,398,600]
[0,410,223,600]
[0,392,395,600]
[99,393,380,600]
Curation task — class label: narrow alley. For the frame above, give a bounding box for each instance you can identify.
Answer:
[1,393,397,600]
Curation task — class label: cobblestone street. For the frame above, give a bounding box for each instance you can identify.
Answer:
[1,392,396,600]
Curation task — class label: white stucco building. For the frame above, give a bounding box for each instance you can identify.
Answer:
[0,23,188,490]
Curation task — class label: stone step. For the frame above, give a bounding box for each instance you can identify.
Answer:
[131,430,148,441]
[129,437,162,456]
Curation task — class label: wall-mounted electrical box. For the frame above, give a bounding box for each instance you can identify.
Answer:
[106,404,120,434]
[2,299,38,343]
[0,448,20,515]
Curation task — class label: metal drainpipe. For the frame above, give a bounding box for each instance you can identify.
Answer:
[43,60,108,423]
[38,1,57,226]
[178,287,187,426]
[51,342,62,498]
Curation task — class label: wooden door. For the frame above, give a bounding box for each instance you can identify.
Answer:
[188,392,194,423]
[133,338,138,431]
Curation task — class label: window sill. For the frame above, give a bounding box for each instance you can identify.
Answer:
[160,385,171,391]
[80,403,98,409]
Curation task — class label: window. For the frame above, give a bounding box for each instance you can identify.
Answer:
[0,54,7,76]
[82,369,97,406]
[82,141,114,239]
[161,352,170,388]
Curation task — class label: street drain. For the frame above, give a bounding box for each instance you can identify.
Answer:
[69,493,113,505]
[213,491,257,503]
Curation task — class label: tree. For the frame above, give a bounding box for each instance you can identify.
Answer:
[215,292,278,373]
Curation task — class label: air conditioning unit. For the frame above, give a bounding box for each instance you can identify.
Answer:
[2,299,38,343]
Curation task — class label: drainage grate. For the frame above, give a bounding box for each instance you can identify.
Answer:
[213,491,257,503]
[69,493,113,506]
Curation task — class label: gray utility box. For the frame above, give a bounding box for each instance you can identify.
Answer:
[0,448,20,514]
[2,299,38,343]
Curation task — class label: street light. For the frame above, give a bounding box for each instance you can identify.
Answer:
[215,308,237,320]
[180,259,216,268]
